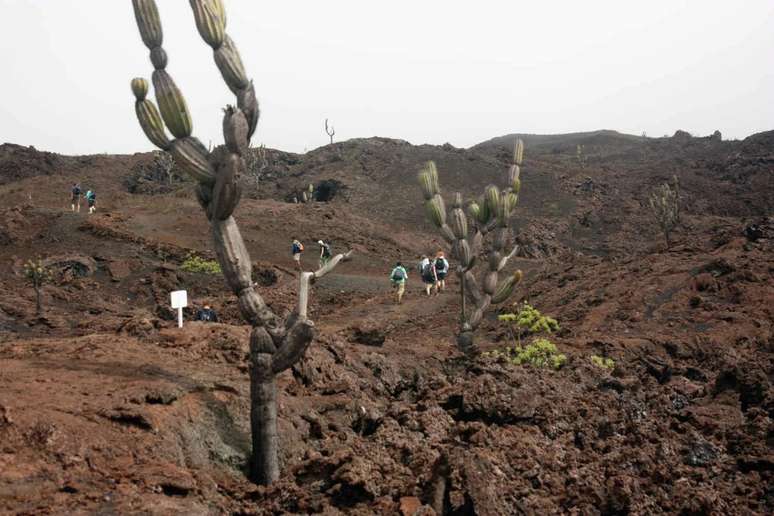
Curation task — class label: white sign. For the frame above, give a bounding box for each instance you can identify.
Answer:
[170,290,188,328]
[170,290,188,309]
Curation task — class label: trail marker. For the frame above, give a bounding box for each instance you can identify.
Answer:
[170,290,188,328]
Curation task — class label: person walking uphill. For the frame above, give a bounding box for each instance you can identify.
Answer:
[419,255,438,296]
[70,183,82,212]
[291,237,304,271]
[389,261,408,304]
[318,240,332,269]
[435,251,450,292]
[85,189,96,213]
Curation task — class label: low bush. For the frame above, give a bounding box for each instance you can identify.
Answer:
[484,338,567,370]
[591,355,615,370]
[180,254,222,274]
[499,302,559,346]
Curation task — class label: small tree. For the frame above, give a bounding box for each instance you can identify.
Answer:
[129,0,351,485]
[648,175,680,248]
[245,143,268,182]
[324,118,335,144]
[153,150,176,184]
[23,259,52,315]
[417,139,526,355]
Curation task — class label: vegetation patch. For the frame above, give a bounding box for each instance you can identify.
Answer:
[484,338,567,370]
[180,254,222,275]
[591,355,615,370]
[499,302,559,346]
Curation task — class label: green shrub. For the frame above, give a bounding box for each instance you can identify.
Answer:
[180,254,222,274]
[591,355,615,370]
[483,338,567,370]
[498,303,559,346]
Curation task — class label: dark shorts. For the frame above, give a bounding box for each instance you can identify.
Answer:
[87,199,95,207]
[422,275,435,284]
[437,271,447,280]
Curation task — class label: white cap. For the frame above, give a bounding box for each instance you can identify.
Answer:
[318,240,324,245]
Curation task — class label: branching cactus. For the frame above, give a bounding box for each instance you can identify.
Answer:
[24,258,52,316]
[129,0,351,485]
[325,118,335,144]
[648,175,680,248]
[418,139,525,355]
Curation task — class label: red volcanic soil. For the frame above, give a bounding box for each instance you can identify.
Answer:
[0,131,772,514]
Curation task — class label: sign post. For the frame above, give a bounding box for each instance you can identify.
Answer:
[170,290,188,328]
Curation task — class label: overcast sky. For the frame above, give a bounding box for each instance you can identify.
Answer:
[1,1,772,155]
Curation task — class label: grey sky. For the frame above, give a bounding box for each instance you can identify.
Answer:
[1,1,772,155]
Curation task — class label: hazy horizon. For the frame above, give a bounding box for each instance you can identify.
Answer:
[1,1,772,155]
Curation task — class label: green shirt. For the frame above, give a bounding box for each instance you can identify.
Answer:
[390,266,407,284]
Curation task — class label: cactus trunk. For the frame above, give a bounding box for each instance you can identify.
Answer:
[250,354,279,484]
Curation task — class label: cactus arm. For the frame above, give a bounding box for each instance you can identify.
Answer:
[497,244,519,272]
[463,270,483,307]
[271,250,353,374]
[131,79,171,151]
[296,250,354,321]
[188,0,259,137]
[132,0,208,171]
[270,319,316,375]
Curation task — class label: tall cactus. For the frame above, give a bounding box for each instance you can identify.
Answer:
[417,139,525,355]
[128,0,351,486]
[648,175,680,248]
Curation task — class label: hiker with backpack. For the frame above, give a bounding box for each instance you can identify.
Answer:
[85,189,96,213]
[434,251,450,292]
[389,261,408,304]
[419,255,438,296]
[318,240,332,269]
[70,183,82,212]
[291,237,304,271]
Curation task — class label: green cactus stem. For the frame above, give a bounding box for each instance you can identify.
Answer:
[492,270,523,304]
[132,0,163,49]
[514,138,524,165]
[450,207,468,240]
[214,35,249,93]
[152,70,193,138]
[135,96,171,150]
[170,137,214,183]
[223,105,248,156]
[425,195,446,228]
[131,78,149,100]
[190,0,225,49]
[485,185,500,217]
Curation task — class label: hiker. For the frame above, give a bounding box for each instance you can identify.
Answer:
[318,240,332,269]
[435,251,450,291]
[70,183,82,212]
[85,189,96,213]
[291,237,304,271]
[195,304,218,322]
[419,255,437,296]
[389,261,408,304]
